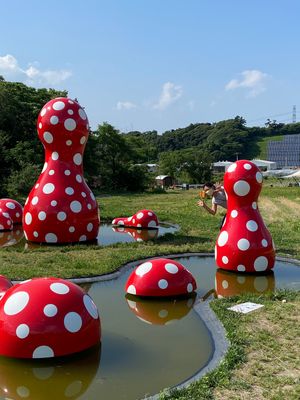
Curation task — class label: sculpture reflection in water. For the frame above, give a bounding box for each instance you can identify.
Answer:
[202,269,275,300]
[125,294,196,325]
[112,226,159,242]
[0,345,101,400]
[0,228,24,248]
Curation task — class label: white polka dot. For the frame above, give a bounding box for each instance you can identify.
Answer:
[214,245,217,260]
[38,211,46,221]
[25,212,32,225]
[65,187,74,195]
[90,192,95,201]
[76,174,82,183]
[69,226,75,233]
[33,231,39,237]
[53,101,65,111]
[66,140,72,146]
[4,291,29,315]
[87,204,92,210]
[50,116,59,125]
[68,100,74,104]
[165,263,179,274]
[222,256,229,264]
[158,279,168,289]
[45,233,58,243]
[244,163,252,170]
[51,152,59,161]
[83,295,98,319]
[68,109,74,115]
[43,183,55,194]
[31,196,39,205]
[73,153,82,165]
[127,285,136,295]
[38,122,42,129]
[79,235,87,241]
[42,162,48,173]
[227,163,237,172]
[16,212,20,217]
[231,210,238,218]
[222,280,229,289]
[137,212,144,219]
[237,264,246,272]
[148,220,158,228]
[136,262,152,277]
[246,220,258,232]
[16,324,30,339]
[64,312,82,333]
[50,282,69,294]
[254,256,268,271]
[256,171,263,183]
[80,136,86,144]
[32,346,54,359]
[43,131,53,143]
[237,238,250,251]
[41,108,47,116]
[64,170,71,177]
[43,304,58,317]
[51,200,57,206]
[57,211,67,221]
[6,202,15,209]
[148,212,153,216]
[262,239,268,247]
[64,118,76,131]
[79,108,87,120]
[70,201,82,213]
[81,192,87,198]
[187,283,193,293]
[87,223,93,232]
[233,180,250,196]
[49,169,55,175]
[252,202,257,209]
[218,231,228,247]
[35,183,39,189]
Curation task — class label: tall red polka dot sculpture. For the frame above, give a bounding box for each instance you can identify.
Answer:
[23,98,99,243]
[215,160,275,273]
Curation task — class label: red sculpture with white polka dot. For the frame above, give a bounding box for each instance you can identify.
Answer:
[125,258,197,297]
[0,277,101,358]
[112,209,158,229]
[215,160,275,273]
[23,98,100,243]
[0,199,23,225]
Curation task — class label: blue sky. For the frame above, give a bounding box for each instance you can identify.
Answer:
[0,0,299,133]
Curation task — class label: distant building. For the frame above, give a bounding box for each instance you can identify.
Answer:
[135,163,159,173]
[213,159,277,173]
[267,134,300,168]
[155,175,173,188]
[212,161,233,172]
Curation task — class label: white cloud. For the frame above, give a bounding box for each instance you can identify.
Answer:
[116,101,137,110]
[153,82,183,110]
[0,54,72,86]
[225,70,269,97]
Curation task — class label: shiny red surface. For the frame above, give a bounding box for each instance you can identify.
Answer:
[112,209,158,229]
[0,199,23,225]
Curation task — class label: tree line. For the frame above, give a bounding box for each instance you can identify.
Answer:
[1,77,300,199]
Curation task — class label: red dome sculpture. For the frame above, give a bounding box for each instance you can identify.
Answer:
[112,209,158,229]
[0,212,13,231]
[0,199,23,225]
[125,258,197,297]
[112,226,159,241]
[0,277,101,358]
[0,276,13,300]
[23,97,99,243]
[215,160,275,273]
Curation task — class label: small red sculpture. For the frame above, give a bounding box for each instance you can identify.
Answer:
[0,277,101,358]
[23,97,99,243]
[125,258,197,297]
[0,199,23,225]
[112,226,159,241]
[215,160,275,273]
[112,209,158,229]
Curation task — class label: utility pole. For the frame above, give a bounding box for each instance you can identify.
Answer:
[293,105,296,123]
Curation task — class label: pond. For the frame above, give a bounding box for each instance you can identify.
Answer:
[0,255,299,399]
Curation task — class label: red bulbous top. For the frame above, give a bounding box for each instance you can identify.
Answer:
[0,277,101,359]
[0,199,23,225]
[112,209,158,229]
[125,258,197,297]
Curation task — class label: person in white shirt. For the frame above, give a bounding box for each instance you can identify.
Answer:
[197,182,227,228]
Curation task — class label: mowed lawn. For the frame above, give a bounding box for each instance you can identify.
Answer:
[0,185,299,279]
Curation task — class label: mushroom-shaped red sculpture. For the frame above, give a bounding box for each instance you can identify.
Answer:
[112,226,159,242]
[215,160,275,273]
[0,212,13,231]
[0,277,100,358]
[215,269,275,298]
[0,198,23,225]
[125,258,197,297]
[125,294,195,325]
[23,97,100,244]
[0,276,13,300]
[112,209,158,229]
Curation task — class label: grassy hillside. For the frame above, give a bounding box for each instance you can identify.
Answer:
[256,135,283,159]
